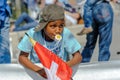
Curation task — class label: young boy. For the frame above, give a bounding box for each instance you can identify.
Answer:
[18,4,82,79]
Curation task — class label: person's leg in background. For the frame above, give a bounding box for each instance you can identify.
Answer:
[10,12,35,31]
[81,24,99,62]
[0,17,11,63]
[82,2,114,62]
[13,21,38,31]
[15,12,35,26]
[98,21,113,61]
[96,3,114,61]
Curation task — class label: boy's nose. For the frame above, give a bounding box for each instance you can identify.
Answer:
[55,27,61,34]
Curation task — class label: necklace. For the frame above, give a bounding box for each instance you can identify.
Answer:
[43,33,61,51]
[42,31,64,60]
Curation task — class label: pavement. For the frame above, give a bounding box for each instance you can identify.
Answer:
[9,3,120,63]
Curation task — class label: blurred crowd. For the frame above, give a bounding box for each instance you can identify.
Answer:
[0,0,120,64]
[0,0,86,64]
[9,0,86,32]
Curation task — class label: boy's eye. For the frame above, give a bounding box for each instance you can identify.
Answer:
[59,24,65,28]
[50,23,64,28]
[50,25,56,28]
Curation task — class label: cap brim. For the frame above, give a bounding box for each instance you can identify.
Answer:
[34,22,48,32]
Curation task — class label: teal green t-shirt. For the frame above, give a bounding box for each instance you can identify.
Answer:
[18,27,81,63]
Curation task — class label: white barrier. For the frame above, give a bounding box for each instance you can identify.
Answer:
[0,60,120,80]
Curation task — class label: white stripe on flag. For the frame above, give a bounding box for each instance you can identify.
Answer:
[45,61,60,80]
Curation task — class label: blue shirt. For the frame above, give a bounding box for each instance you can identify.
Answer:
[18,27,81,63]
[0,0,11,21]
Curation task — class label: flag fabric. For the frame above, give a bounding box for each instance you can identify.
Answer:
[26,33,72,80]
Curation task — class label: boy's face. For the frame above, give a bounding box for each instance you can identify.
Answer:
[44,19,64,40]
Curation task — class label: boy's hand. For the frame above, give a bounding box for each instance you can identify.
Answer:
[36,68,47,79]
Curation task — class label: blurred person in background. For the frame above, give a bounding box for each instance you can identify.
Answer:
[63,0,81,26]
[10,0,42,32]
[77,0,118,35]
[78,0,118,63]
[0,0,11,63]
[23,0,41,19]
[55,0,81,26]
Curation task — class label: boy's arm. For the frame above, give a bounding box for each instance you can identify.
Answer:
[19,51,42,71]
[18,51,47,78]
[66,51,82,67]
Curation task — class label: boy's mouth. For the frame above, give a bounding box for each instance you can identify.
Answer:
[55,34,62,41]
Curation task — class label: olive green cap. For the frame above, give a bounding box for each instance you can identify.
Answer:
[34,4,64,32]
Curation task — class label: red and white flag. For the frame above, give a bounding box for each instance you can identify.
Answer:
[26,33,72,80]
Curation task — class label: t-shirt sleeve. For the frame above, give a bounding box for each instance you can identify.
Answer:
[17,29,34,53]
[64,28,81,54]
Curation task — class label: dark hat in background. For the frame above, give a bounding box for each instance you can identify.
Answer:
[34,4,64,32]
